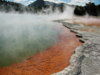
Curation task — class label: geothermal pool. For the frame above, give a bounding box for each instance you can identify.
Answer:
[0,20,60,67]
[0,13,82,75]
[0,24,82,75]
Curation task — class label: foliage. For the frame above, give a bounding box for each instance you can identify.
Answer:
[74,6,86,16]
[74,2,100,16]
[0,0,32,13]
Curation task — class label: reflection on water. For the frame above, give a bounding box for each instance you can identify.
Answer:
[0,16,60,67]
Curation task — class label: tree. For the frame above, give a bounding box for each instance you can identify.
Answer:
[85,2,98,16]
[74,6,86,16]
[0,0,5,2]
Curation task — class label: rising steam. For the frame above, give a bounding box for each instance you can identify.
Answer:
[0,3,100,67]
[0,12,62,67]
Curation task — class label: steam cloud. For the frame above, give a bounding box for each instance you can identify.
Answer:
[0,4,76,67]
[73,16,100,26]
[0,4,100,67]
[0,12,62,67]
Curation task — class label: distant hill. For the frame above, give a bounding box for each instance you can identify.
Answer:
[28,0,67,8]
[28,0,68,12]
[0,0,31,13]
[0,0,68,13]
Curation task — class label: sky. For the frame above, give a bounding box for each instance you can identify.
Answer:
[7,0,100,6]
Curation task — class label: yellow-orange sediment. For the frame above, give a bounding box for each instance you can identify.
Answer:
[0,24,82,75]
[73,21,100,27]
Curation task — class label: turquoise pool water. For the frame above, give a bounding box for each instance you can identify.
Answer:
[0,13,60,67]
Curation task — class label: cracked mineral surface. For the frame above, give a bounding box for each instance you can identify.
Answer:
[52,20,100,75]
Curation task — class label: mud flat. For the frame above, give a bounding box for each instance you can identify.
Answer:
[52,21,100,75]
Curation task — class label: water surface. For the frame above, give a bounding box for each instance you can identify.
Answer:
[0,23,82,75]
[0,14,60,67]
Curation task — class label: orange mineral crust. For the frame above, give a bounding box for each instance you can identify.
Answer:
[73,21,100,27]
[0,24,82,75]
[65,18,100,27]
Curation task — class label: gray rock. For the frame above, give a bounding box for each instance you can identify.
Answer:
[52,21,100,75]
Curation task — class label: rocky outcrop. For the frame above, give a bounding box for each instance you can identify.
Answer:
[52,21,100,75]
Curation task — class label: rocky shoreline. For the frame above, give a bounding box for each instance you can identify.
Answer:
[52,21,100,75]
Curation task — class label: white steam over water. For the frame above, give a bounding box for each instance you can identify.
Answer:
[0,13,62,67]
[0,5,75,67]
[0,5,100,67]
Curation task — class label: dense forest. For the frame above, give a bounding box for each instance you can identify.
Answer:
[0,0,100,16]
[74,2,100,16]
